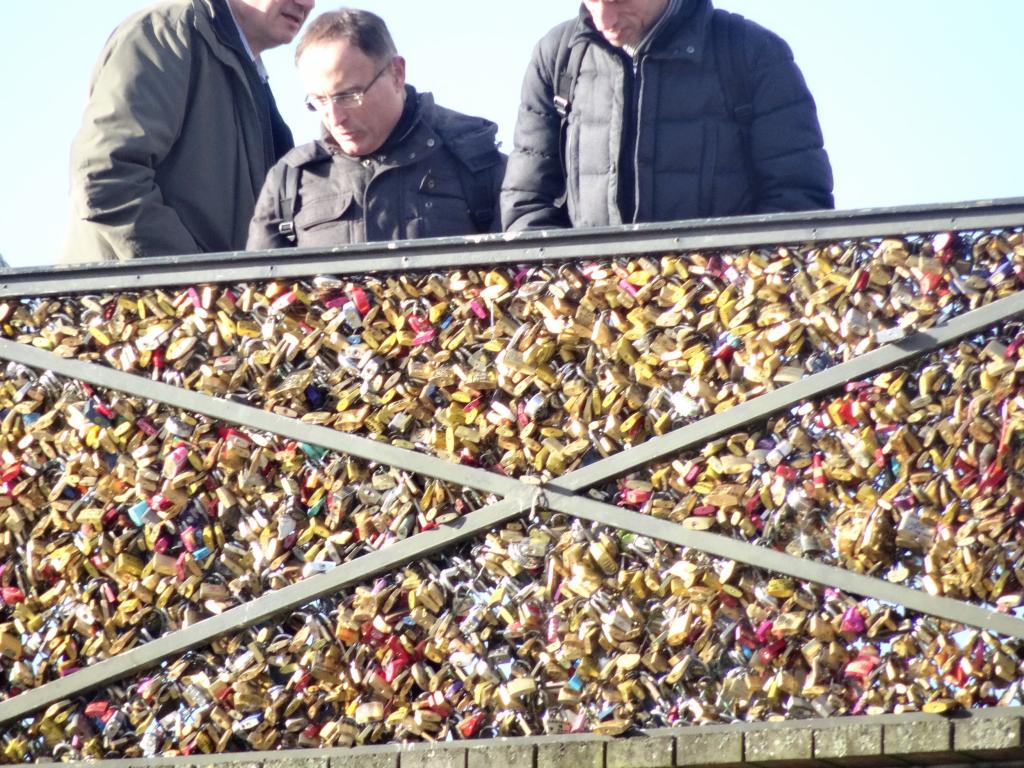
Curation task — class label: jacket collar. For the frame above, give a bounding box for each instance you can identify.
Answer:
[375,85,422,156]
[313,89,444,169]
[191,0,258,91]
[572,0,713,63]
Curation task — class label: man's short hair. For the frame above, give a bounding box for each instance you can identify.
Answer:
[295,8,398,64]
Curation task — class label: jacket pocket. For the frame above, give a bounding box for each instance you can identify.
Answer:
[294,193,357,245]
[418,169,464,198]
[698,121,718,219]
[414,169,476,238]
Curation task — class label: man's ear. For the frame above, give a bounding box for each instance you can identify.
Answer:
[391,55,407,88]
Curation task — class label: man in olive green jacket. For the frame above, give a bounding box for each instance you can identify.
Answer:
[63,0,314,263]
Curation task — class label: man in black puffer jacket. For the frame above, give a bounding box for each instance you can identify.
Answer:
[248,8,504,249]
[501,0,833,231]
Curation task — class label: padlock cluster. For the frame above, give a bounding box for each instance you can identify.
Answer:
[0,366,485,695]
[1,232,1020,481]
[1,227,1023,761]
[603,320,1024,607]
[2,515,1022,762]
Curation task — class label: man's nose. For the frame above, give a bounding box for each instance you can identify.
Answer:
[325,100,353,124]
[296,0,315,11]
[592,2,619,30]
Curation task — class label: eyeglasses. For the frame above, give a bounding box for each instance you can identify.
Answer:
[304,59,392,112]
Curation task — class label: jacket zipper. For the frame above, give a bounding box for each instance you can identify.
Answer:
[632,55,644,224]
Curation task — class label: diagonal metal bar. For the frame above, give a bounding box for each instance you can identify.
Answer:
[555,286,1024,493]
[1,197,1022,298]
[0,496,530,728]
[0,339,519,500]
[538,485,1024,640]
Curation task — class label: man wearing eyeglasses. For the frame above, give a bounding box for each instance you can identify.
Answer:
[64,0,315,263]
[246,8,504,249]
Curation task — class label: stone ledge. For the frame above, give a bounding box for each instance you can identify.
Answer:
[465,741,536,768]
[882,719,957,765]
[744,726,815,766]
[606,734,673,768]
[813,721,885,767]
[675,730,743,767]
[21,707,1024,768]
[535,739,604,768]
[331,750,398,768]
[953,714,1024,760]
[272,759,328,768]
[398,742,467,768]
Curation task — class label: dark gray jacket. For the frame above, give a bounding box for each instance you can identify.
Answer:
[247,91,504,249]
[501,0,834,231]
[64,0,292,263]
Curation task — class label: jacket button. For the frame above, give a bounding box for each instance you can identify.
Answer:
[426,139,436,148]
[686,45,695,54]
[427,180,436,189]
[409,152,417,160]
[425,201,433,209]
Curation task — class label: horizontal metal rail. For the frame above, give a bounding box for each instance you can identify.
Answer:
[558,286,1024,491]
[2,197,1022,297]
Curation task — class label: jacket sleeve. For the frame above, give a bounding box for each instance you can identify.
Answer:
[500,31,573,232]
[246,160,294,250]
[69,13,199,259]
[745,26,834,213]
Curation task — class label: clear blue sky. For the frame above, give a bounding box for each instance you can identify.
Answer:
[1,1,1022,267]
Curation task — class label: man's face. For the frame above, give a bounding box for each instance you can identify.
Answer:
[229,0,315,55]
[299,40,406,157]
[582,0,670,48]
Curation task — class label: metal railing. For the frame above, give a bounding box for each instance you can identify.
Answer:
[2,197,1023,297]
[1,198,1022,730]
